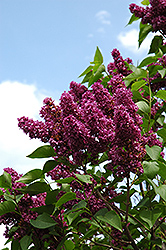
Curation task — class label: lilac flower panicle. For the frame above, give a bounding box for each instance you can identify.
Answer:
[129,0,166,35]
[107,49,132,77]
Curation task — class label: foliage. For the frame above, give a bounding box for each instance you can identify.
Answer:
[0,0,166,249]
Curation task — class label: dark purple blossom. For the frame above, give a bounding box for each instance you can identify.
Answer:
[129,0,166,35]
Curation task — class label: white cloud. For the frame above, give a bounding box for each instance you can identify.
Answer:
[118,28,155,54]
[0,81,54,174]
[95,10,111,25]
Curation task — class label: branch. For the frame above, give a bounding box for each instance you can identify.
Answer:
[125,176,130,223]
[153,216,166,232]
[112,204,150,233]
[91,240,121,250]
[124,225,139,250]
[96,189,151,233]
[140,182,145,198]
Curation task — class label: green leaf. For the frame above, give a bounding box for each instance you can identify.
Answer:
[124,68,147,84]
[43,160,59,173]
[56,237,67,250]
[94,208,108,218]
[27,145,56,158]
[156,115,165,126]
[0,189,4,195]
[136,101,150,114]
[157,128,166,142]
[72,200,87,211]
[147,179,166,201]
[88,64,105,87]
[81,70,93,84]
[139,209,162,228]
[131,80,147,91]
[45,190,60,205]
[75,174,93,184]
[11,239,21,250]
[61,183,71,192]
[64,240,75,250]
[0,201,16,215]
[127,13,140,25]
[156,185,166,202]
[158,68,166,78]
[31,204,55,215]
[82,229,99,240]
[141,0,150,5]
[156,48,163,57]
[67,210,83,225]
[15,194,24,203]
[81,246,91,250]
[99,152,108,164]
[97,210,122,232]
[149,65,163,78]
[20,235,32,250]
[56,192,77,207]
[155,90,166,100]
[30,212,57,229]
[0,171,12,189]
[132,90,143,100]
[157,161,166,179]
[139,56,157,67]
[149,35,163,54]
[4,193,15,203]
[79,65,93,78]
[142,118,154,133]
[56,177,75,184]
[145,145,162,161]
[93,46,103,65]
[143,161,159,179]
[16,169,42,184]
[139,22,153,47]
[18,181,50,195]
[135,197,150,208]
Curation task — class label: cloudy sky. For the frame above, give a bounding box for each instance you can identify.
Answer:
[0,0,154,247]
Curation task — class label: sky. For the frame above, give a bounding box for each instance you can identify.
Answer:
[0,0,156,248]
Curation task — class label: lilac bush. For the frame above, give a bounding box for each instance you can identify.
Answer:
[0,0,166,249]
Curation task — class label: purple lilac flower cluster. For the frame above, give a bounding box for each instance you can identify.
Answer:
[106,49,164,175]
[107,49,133,78]
[148,55,166,92]
[107,80,146,177]
[18,77,148,178]
[18,81,114,166]
[129,0,166,35]
[0,168,64,248]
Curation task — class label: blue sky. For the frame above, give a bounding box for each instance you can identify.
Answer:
[0,0,155,247]
[0,0,150,99]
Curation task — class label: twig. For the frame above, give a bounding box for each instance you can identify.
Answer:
[96,189,150,232]
[125,176,130,223]
[153,216,166,232]
[91,240,121,250]
[124,225,139,250]
[140,182,145,198]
